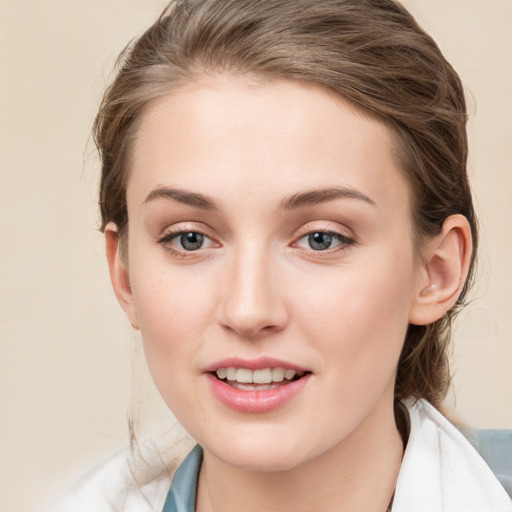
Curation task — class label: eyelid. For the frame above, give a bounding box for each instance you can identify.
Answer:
[291,222,357,254]
[295,231,354,250]
[157,223,221,257]
[293,221,355,241]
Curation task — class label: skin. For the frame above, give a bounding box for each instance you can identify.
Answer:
[106,77,472,512]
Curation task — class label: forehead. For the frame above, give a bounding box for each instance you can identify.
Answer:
[128,77,410,214]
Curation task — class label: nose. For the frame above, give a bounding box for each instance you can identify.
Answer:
[217,245,289,339]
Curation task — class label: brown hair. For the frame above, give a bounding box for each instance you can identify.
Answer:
[94,0,478,409]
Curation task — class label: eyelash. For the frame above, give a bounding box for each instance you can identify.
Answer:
[293,229,356,257]
[158,228,217,258]
[157,227,356,259]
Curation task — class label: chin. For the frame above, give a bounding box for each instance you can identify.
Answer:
[202,431,314,473]
[220,451,305,473]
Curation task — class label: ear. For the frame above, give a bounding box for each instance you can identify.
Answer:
[409,214,473,326]
[105,223,139,330]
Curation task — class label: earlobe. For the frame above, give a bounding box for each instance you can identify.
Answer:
[105,223,139,330]
[409,214,473,326]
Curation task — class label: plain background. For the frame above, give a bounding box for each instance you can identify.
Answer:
[0,1,511,510]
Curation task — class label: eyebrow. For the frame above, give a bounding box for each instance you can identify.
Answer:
[143,185,376,212]
[278,187,376,210]
[144,187,219,210]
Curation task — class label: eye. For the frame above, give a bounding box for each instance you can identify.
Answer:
[295,230,354,252]
[308,232,335,251]
[175,231,206,251]
[159,229,217,254]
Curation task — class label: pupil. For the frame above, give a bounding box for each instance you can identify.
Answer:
[181,232,204,250]
[309,232,332,250]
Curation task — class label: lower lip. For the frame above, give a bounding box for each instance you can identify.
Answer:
[206,373,311,413]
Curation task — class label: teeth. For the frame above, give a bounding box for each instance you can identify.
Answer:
[236,368,253,383]
[253,368,272,384]
[284,369,297,380]
[215,367,305,384]
[272,367,285,382]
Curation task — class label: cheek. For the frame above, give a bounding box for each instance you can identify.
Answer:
[296,252,416,373]
[128,257,216,381]
[130,244,213,328]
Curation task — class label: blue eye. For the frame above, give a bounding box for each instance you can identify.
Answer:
[295,230,354,252]
[308,232,334,250]
[158,226,221,258]
[159,230,212,253]
[175,232,205,251]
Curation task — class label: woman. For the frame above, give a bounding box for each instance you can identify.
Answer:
[62,0,511,510]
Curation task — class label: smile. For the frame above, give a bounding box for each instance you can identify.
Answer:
[215,367,306,390]
[207,363,311,413]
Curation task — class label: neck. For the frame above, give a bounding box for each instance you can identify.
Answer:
[196,396,404,512]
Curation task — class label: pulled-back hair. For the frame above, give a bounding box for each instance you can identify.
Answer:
[94,0,478,409]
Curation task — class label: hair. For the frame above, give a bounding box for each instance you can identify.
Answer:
[93,0,478,410]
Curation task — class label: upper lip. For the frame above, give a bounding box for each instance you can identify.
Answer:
[203,356,309,373]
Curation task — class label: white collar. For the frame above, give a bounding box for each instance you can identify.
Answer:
[393,399,511,511]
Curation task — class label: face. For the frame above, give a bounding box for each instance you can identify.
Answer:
[116,77,426,472]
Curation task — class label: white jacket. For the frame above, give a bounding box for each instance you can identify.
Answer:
[57,399,511,512]
[393,399,511,511]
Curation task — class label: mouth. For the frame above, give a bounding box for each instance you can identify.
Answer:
[212,367,308,391]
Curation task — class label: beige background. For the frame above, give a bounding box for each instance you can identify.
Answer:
[0,1,511,510]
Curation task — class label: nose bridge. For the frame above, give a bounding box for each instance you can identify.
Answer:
[219,239,286,338]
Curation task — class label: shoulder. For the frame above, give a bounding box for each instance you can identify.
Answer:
[393,399,512,512]
[55,439,194,512]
